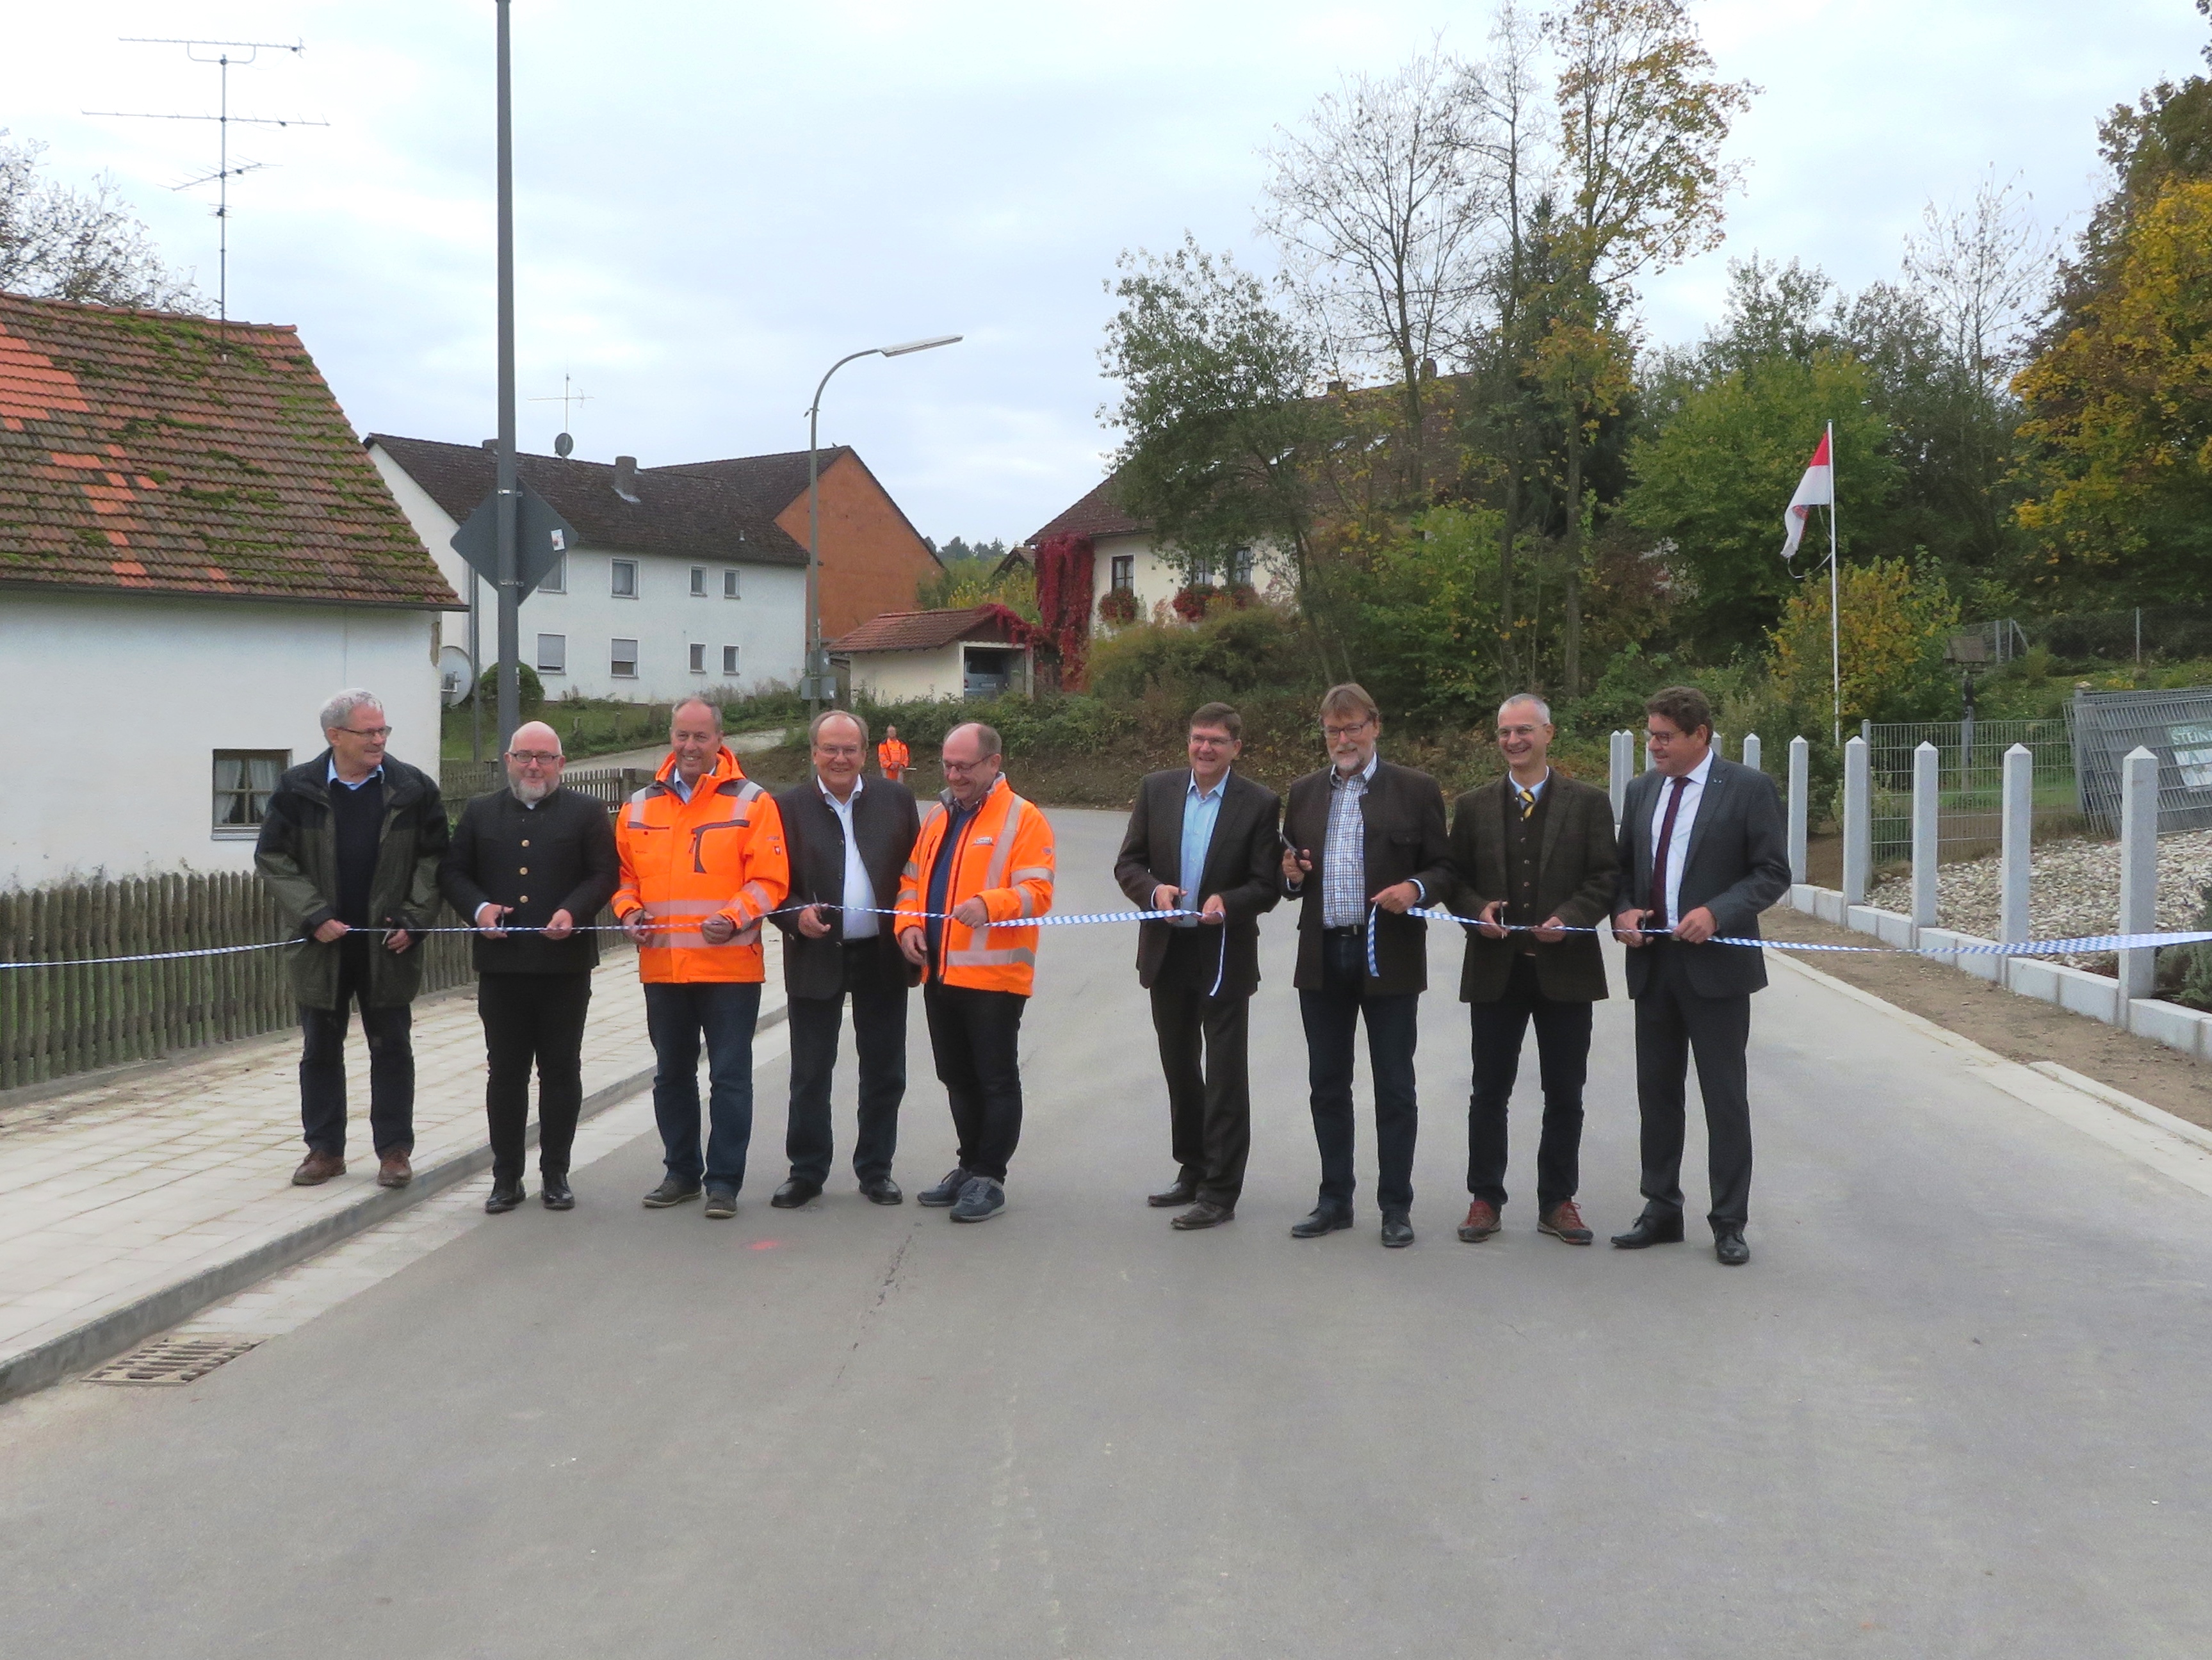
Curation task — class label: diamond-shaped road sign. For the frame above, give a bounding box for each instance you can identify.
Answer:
[449,485,578,601]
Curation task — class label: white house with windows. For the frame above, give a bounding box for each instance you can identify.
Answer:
[0,293,459,890]
[368,436,809,701]
[1027,474,1273,630]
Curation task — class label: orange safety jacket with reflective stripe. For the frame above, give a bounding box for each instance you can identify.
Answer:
[895,775,1055,995]
[612,747,790,984]
[877,739,910,776]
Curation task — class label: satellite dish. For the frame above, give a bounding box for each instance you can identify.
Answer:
[554,432,574,458]
[438,644,476,708]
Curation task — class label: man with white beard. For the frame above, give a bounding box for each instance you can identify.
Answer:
[440,720,621,1212]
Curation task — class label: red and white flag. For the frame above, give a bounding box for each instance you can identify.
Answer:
[1779,429,1833,562]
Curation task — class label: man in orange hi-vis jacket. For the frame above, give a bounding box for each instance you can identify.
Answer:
[895,720,1054,1223]
[877,726,911,783]
[615,697,789,1220]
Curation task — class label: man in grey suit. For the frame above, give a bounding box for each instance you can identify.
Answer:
[1114,702,1283,1230]
[1609,685,1791,1265]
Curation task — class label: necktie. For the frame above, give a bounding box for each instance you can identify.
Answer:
[1648,774,1689,930]
[1515,785,1536,821]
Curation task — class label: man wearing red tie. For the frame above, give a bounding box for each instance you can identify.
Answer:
[1609,687,1790,1266]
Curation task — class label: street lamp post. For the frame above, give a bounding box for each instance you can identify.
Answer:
[804,334,962,717]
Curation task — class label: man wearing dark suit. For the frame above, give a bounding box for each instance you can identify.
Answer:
[1114,702,1283,1231]
[769,710,922,1208]
[1280,683,1452,1248]
[1441,694,1620,1248]
[439,721,621,1214]
[1610,685,1791,1266]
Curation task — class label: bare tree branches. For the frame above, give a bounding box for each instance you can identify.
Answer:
[0,133,204,312]
[1901,172,2054,391]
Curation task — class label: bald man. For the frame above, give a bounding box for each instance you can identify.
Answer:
[441,721,621,1213]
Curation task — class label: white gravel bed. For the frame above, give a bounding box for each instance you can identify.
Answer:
[1864,829,2212,971]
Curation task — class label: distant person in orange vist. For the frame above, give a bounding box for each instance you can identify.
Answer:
[877,726,911,783]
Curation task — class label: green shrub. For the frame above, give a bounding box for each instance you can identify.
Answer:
[474,662,544,712]
[1087,603,1317,703]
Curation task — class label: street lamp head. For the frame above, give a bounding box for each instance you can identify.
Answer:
[879,334,963,357]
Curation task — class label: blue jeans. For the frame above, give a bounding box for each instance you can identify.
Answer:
[644,981,761,1192]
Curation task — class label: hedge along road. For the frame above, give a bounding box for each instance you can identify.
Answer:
[1,806,2209,1659]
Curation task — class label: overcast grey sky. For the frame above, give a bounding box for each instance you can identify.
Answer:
[3,1,2203,546]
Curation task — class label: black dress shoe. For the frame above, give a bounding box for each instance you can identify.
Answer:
[771,1176,823,1210]
[1610,1211,1686,1248]
[1379,1212,1415,1249]
[1148,1179,1200,1208]
[1714,1227,1751,1266]
[484,1180,525,1215]
[541,1178,574,1211]
[1290,1206,1354,1239]
[859,1175,903,1205]
[1171,1200,1233,1230]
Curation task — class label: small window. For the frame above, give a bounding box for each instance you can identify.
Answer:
[722,644,740,676]
[611,559,638,599]
[689,642,706,674]
[538,555,566,594]
[1189,555,1214,587]
[690,566,706,597]
[213,750,288,838]
[611,638,639,678]
[722,568,740,599]
[1110,554,1134,592]
[537,633,566,674]
[1230,546,1254,587]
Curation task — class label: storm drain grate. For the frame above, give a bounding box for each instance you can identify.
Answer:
[83,1335,261,1386]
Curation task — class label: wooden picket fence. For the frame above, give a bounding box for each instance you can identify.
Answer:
[0,873,476,1093]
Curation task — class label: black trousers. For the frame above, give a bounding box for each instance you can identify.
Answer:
[1150,947,1254,1207]
[1297,931,1420,1216]
[477,972,592,1185]
[1633,941,1754,1230]
[298,938,413,1157]
[923,982,1026,1183]
[1467,954,1593,1213]
[786,943,908,1185]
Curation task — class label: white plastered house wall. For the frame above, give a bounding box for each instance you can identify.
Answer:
[843,641,1034,703]
[0,589,439,889]
[1087,532,1291,630]
[369,444,806,701]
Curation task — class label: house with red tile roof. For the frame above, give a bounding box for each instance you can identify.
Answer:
[830,605,1032,702]
[368,435,940,701]
[1028,470,1264,632]
[0,293,462,888]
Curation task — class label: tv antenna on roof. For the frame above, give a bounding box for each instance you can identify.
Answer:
[87,38,328,340]
[530,372,593,457]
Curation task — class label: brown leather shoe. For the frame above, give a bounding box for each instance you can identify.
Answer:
[1539,1199,1594,1245]
[1457,1198,1501,1242]
[292,1150,346,1186]
[376,1150,414,1189]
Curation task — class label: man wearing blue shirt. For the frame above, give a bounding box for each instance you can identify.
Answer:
[1114,704,1282,1230]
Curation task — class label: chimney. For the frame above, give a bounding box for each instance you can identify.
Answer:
[1420,357,1437,380]
[481,439,497,450]
[1326,379,1347,396]
[612,455,639,503]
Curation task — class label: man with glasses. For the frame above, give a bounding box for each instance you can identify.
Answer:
[441,721,620,1213]
[257,689,449,1190]
[1279,683,1450,1248]
[770,710,922,1208]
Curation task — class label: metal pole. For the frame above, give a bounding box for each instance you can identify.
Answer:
[1842,735,1870,909]
[2118,745,2159,1002]
[805,350,877,720]
[469,572,482,761]
[1999,744,2032,945]
[492,0,520,751]
[1828,418,1841,753]
[1911,740,1939,929]
[1787,735,1809,886]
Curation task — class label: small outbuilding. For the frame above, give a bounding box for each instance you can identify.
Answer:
[831,606,1034,703]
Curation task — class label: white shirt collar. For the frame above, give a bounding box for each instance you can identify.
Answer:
[1187,769,1231,801]
[818,774,864,809]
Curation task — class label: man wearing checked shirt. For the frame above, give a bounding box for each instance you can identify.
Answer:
[1279,683,1452,1248]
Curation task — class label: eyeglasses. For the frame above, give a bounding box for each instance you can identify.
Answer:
[336,726,391,740]
[1322,721,1374,740]
[506,751,563,766]
[941,759,989,775]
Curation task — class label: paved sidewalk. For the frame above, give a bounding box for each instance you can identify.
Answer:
[0,936,786,1399]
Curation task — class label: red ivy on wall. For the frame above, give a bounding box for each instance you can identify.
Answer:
[1033,532,1096,691]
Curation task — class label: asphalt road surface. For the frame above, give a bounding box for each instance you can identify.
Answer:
[4,806,2209,1658]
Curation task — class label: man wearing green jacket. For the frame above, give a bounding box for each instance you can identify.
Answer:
[256,688,448,1189]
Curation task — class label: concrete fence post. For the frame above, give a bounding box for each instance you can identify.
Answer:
[1609,730,1629,822]
[2000,743,2033,944]
[2118,744,2159,1001]
[1911,740,1939,928]
[1788,735,1809,885]
[1842,736,1871,907]
[1741,733,1761,772]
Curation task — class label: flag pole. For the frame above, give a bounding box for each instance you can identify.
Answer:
[1826,418,1840,752]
